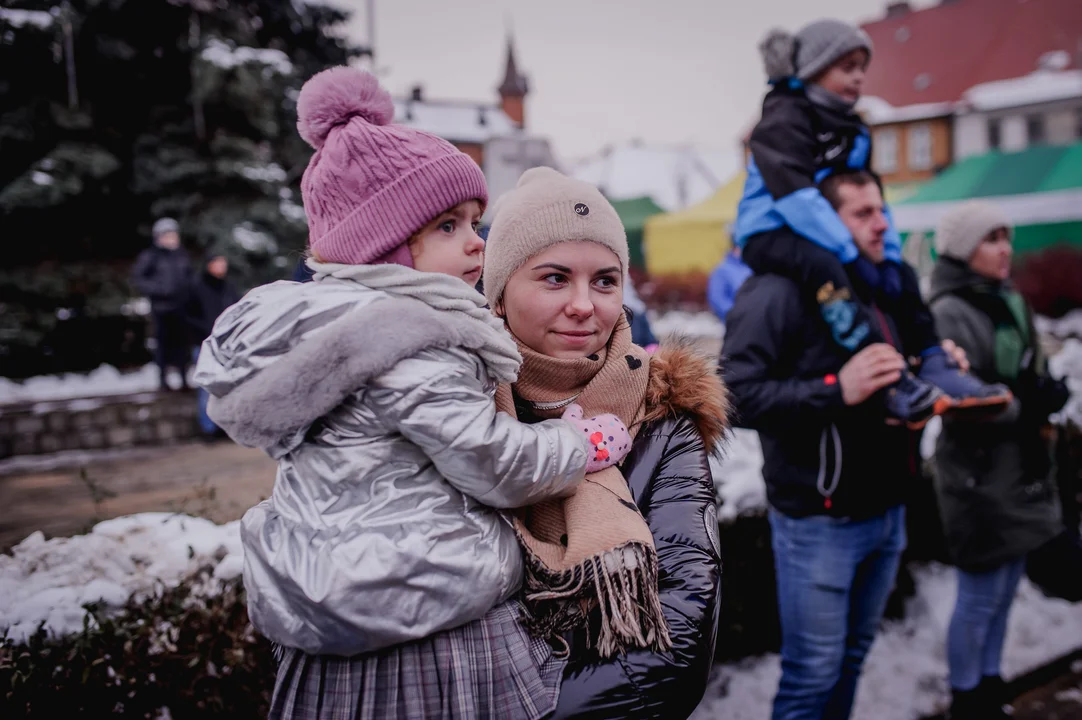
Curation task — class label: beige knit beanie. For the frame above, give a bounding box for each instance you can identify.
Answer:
[934,200,1013,262]
[483,167,628,307]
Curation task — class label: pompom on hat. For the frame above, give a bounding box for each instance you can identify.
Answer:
[297,67,488,267]
[760,19,872,82]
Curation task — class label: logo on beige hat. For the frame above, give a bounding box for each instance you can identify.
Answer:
[574,203,590,216]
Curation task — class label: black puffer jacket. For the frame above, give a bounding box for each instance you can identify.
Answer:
[551,344,727,719]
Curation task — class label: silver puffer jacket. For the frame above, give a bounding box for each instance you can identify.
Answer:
[194,267,587,657]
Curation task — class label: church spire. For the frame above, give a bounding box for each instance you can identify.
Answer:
[498,34,529,98]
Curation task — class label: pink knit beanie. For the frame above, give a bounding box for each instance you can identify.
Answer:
[297,67,488,266]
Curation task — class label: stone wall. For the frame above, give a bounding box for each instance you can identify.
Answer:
[0,392,200,459]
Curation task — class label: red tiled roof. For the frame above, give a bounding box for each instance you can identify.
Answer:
[860,0,1082,107]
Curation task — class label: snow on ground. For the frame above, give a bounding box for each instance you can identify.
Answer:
[0,365,190,405]
[0,514,242,645]
[3,510,1077,720]
[652,310,724,342]
[692,564,1082,720]
[1037,310,1082,340]
[712,429,767,523]
[1050,338,1082,429]
[649,312,765,520]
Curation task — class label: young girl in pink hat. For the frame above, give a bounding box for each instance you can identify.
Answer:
[194,66,629,719]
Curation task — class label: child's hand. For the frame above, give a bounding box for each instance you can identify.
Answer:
[561,404,633,473]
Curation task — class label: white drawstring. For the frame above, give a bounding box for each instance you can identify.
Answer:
[817,424,843,504]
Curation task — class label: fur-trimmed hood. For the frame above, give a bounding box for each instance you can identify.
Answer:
[642,338,729,452]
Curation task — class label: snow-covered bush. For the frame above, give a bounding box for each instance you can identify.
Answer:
[0,567,275,718]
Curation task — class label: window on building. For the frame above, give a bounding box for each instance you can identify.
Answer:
[988,118,1001,150]
[1027,114,1045,145]
[907,124,933,171]
[873,128,898,174]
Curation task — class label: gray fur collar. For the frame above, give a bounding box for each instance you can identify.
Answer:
[208,296,516,455]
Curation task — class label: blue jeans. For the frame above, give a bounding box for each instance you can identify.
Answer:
[192,348,217,435]
[769,505,907,720]
[947,559,1026,691]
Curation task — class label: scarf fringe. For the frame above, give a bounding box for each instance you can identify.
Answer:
[521,542,672,658]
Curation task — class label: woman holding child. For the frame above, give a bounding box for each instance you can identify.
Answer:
[195,67,725,719]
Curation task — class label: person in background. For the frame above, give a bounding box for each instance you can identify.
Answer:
[927,201,1069,720]
[624,273,659,351]
[724,172,968,720]
[733,19,1010,428]
[130,217,192,391]
[185,251,240,437]
[707,246,753,323]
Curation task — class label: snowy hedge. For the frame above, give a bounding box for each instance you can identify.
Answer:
[1,568,275,718]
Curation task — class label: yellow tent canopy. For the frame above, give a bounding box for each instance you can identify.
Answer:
[643,171,745,276]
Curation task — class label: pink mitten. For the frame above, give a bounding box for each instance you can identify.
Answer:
[561,404,633,473]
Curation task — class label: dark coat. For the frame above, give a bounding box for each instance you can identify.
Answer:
[552,344,727,719]
[928,259,1063,571]
[722,270,918,520]
[185,271,240,345]
[131,246,192,313]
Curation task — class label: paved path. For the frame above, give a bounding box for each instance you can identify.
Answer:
[0,441,275,551]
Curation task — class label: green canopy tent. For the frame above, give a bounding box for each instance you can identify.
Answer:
[894,142,1082,274]
[609,196,666,271]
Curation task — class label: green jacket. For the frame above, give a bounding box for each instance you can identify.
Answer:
[928,258,1060,572]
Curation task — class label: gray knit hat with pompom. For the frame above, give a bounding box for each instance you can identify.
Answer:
[760,19,873,82]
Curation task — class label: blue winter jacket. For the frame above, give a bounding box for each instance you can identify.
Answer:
[707,252,753,322]
[733,83,902,264]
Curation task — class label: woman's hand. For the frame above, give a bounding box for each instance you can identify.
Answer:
[562,404,633,473]
[941,339,970,373]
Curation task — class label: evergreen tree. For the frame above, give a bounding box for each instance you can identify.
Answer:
[0,0,366,377]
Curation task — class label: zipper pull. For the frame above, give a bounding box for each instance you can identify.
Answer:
[824,498,832,510]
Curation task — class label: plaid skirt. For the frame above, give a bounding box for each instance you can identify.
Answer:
[269,600,567,720]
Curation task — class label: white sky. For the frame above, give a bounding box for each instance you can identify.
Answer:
[330,0,934,167]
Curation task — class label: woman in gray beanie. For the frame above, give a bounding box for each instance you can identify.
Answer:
[927,200,1069,719]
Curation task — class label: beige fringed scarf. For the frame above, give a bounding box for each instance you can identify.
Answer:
[494,317,672,657]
